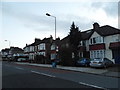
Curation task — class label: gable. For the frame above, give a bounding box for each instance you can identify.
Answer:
[90,31,101,39]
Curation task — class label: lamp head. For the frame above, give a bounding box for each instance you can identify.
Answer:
[46,13,51,16]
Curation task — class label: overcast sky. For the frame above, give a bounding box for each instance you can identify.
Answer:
[0,0,119,50]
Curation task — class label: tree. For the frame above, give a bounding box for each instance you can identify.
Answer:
[69,22,81,48]
[69,22,82,64]
[59,47,73,66]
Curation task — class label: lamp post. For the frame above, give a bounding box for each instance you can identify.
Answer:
[46,13,56,40]
[46,13,57,67]
[5,40,11,48]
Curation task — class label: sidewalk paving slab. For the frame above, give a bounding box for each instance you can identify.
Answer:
[15,62,120,78]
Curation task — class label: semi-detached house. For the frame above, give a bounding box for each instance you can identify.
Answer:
[79,23,120,64]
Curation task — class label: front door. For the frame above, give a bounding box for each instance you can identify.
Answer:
[113,49,120,64]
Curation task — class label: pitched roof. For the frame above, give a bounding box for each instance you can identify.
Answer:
[1,48,10,52]
[81,24,120,40]
[41,37,52,43]
[81,30,94,40]
[95,25,120,36]
[60,35,70,44]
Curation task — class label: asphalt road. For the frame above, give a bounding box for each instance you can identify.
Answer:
[2,61,119,89]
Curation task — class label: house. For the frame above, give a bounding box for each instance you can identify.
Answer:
[1,47,24,61]
[50,37,60,61]
[24,36,53,63]
[24,38,41,62]
[78,22,120,64]
[58,35,75,66]
[1,48,10,61]
[9,47,24,55]
[78,30,93,58]
[37,36,53,64]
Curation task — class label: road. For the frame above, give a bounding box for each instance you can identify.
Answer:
[2,61,119,89]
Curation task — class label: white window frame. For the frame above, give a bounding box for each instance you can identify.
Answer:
[39,43,46,50]
[89,36,103,45]
[39,52,46,56]
[51,44,55,50]
[90,50,105,59]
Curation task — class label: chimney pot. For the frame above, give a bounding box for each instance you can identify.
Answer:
[93,22,100,30]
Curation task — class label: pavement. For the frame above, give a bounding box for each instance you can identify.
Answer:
[14,62,120,78]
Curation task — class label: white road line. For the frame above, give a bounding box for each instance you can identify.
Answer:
[31,70,56,78]
[15,67,24,70]
[5,65,10,67]
[79,82,108,90]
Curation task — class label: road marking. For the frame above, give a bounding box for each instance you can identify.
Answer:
[31,70,56,78]
[79,82,108,90]
[15,67,24,70]
[5,65,11,67]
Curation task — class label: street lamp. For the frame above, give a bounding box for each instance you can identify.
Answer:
[46,13,56,40]
[5,40,11,48]
[46,13,57,67]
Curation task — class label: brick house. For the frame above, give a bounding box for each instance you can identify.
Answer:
[24,38,41,62]
[50,38,60,61]
[37,36,53,64]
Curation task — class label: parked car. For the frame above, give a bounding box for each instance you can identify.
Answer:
[17,58,28,62]
[90,58,114,68]
[76,58,91,66]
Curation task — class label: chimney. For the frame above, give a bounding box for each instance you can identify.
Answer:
[93,22,100,30]
[35,38,41,42]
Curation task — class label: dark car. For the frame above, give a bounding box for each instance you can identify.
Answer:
[76,58,91,67]
[90,58,114,68]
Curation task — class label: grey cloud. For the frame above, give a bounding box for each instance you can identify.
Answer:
[91,2,118,17]
[2,4,55,31]
[103,2,118,17]
[118,1,120,28]
[118,1,120,15]
[91,2,103,8]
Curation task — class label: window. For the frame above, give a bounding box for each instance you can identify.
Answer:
[97,51,100,58]
[100,50,104,58]
[39,43,45,50]
[39,52,45,56]
[79,41,82,46]
[90,51,93,59]
[51,44,55,50]
[90,50,105,59]
[51,54,56,60]
[66,43,69,47]
[30,46,34,52]
[90,36,103,45]
[93,38,96,44]
[90,39,92,44]
[82,41,86,46]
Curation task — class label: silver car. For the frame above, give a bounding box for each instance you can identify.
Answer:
[90,58,114,68]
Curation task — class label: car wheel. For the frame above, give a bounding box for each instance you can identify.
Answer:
[104,64,107,68]
[85,64,88,67]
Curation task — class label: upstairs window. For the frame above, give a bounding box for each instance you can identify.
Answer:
[30,46,34,52]
[51,44,56,50]
[90,36,103,45]
[79,41,86,46]
[39,43,46,50]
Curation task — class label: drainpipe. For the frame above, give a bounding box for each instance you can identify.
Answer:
[103,36,105,58]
